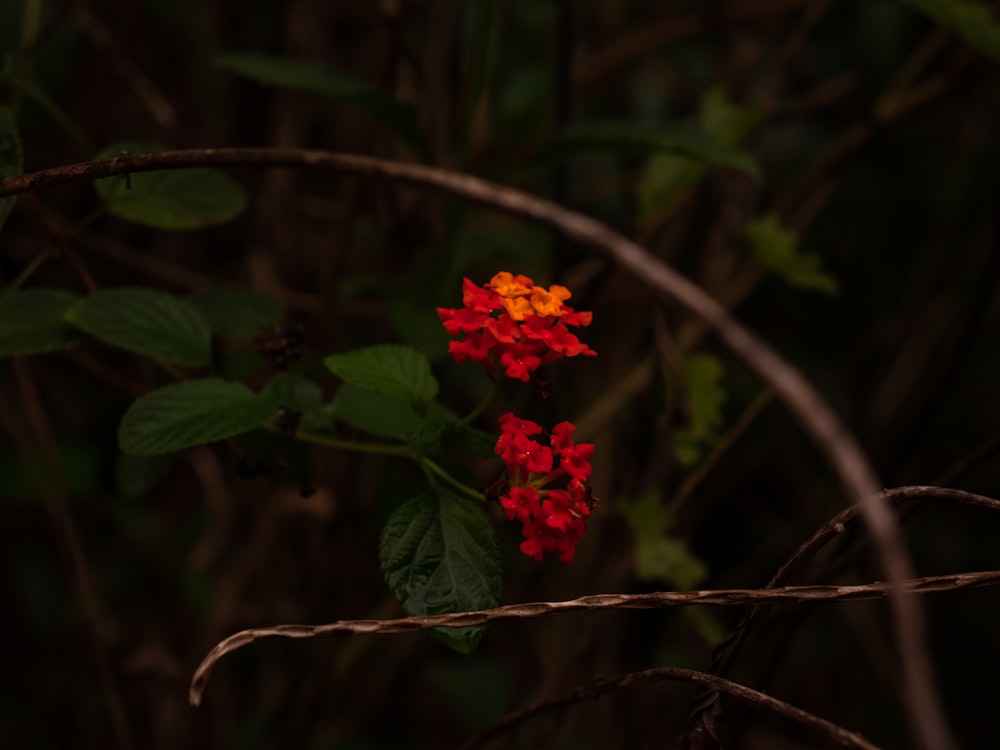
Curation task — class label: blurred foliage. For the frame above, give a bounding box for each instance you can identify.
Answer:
[3,1,1000,748]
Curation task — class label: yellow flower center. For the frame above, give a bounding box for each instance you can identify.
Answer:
[529,285,570,317]
[489,272,572,320]
[490,272,534,299]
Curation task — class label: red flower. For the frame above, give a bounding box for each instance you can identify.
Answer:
[436,272,595,382]
[492,412,598,564]
[550,422,594,483]
[495,415,552,479]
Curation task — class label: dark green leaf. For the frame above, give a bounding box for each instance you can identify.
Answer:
[380,487,502,653]
[539,120,760,179]
[0,106,22,233]
[93,142,247,230]
[328,384,457,450]
[673,353,726,467]
[700,87,764,146]
[638,89,763,217]
[442,424,498,459]
[0,289,84,357]
[66,287,211,366]
[636,536,709,590]
[187,288,285,337]
[325,345,439,405]
[216,53,429,158]
[745,215,839,294]
[899,0,1000,60]
[118,378,277,455]
[328,384,426,440]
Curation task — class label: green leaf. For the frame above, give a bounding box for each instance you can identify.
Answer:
[0,289,83,357]
[673,353,726,467]
[380,487,502,653]
[261,374,325,413]
[118,378,277,455]
[745,214,839,294]
[899,0,1000,60]
[66,288,211,366]
[328,384,427,440]
[93,142,247,230]
[325,345,439,405]
[0,106,22,233]
[700,87,764,146]
[216,53,429,158]
[619,492,708,590]
[262,374,331,431]
[328,385,458,455]
[442,424,498,459]
[539,120,760,179]
[187,288,285,337]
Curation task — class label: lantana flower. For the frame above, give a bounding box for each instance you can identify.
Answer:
[491,412,598,564]
[437,272,596,382]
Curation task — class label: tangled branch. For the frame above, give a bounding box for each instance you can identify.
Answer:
[461,666,882,750]
[712,486,1000,677]
[188,570,1000,706]
[687,485,1000,743]
[0,149,951,748]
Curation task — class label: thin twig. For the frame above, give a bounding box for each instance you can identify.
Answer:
[0,148,952,748]
[461,667,881,750]
[187,570,1000,707]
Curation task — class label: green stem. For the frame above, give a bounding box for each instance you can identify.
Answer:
[421,457,485,502]
[288,426,483,501]
[286,426,413,457]
[457,378,501,428]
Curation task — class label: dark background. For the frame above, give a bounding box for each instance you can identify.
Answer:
[3,1,1000,748]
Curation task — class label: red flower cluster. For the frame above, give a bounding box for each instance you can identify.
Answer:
[493,412,597,564]
[437,272,596,382]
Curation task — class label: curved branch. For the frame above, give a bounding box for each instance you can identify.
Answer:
[187,570,1000,707]
[0,149,952,748]
[461,667,882,750]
